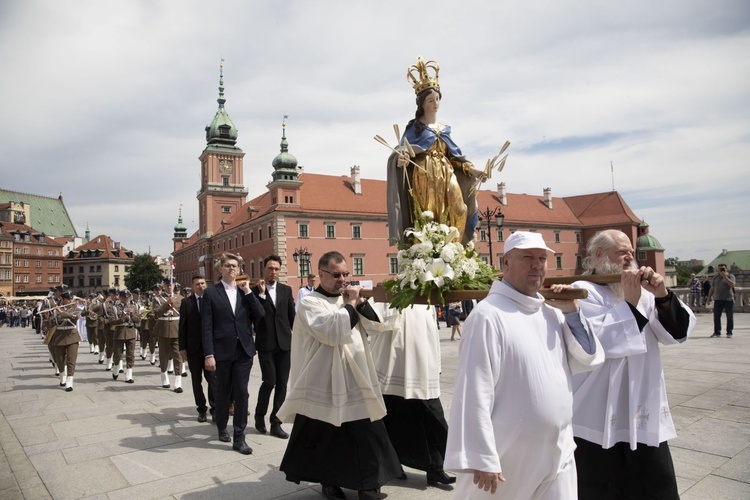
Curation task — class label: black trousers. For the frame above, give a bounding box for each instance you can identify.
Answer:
[575,437,679,500]
[186,352,217,415]
[215,341,253,441]
[255,348,290,425]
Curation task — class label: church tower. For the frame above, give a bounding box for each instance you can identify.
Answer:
[197,60,248,239]
[267,119,302,208]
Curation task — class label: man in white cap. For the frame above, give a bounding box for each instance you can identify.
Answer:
[445,231,604,499]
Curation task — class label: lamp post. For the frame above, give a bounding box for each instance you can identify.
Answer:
[292,247,312,288]
[476,206,505,268]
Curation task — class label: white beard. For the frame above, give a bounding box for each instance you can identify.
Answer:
[594,259,638,301]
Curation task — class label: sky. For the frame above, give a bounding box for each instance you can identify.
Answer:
[1,0,748,265]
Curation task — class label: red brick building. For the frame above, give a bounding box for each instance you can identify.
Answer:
[0,222,65,296]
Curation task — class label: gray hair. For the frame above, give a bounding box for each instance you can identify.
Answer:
[581,230,618,274]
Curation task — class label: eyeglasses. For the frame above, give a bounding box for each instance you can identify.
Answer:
[223,264,239,269]
[320,269,350,279]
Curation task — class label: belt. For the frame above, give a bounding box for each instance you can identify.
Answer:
[56,327,75,330]
[157,317,179,321]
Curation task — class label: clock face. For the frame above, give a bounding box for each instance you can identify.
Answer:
[219,160,233,173]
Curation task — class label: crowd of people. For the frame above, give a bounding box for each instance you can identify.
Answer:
[12,226,715,499]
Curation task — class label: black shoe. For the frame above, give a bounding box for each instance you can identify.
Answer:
[119,369,124,373]
[270,423,289,439]
[126,378,134,384]
[174,387,183,394]
[321,483,346,500]
[727,333,733,338]
[255,416,267,434]
[197,412,207,423]
[112,373,118,380]
[232,440,253,455]
[140,355,146,360]
[59,382,65,387]
[396,467,407,480]
[150,361,156,365]
[65,387,73,392]
[182,372,188,377]
[218,430,231,442]
[711,333,721,338]
[99,359,104,364]
[162,384,170,389]
[426,470,456,485]
[168,370,174,374]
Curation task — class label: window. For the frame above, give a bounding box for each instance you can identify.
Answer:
[23,247,29,254]
[498,253,504,270]
[222,206,231,213]
[47,261,52,268]
[35,275,41,283]
[96,265,101,272]
[23,260,28,267]
[480,255,489,265]
[352,225,362,239]
[15,275,20,283]
[36,249,41,255]
[576,255,582,269]
[36,260,41,267]
[79,266,83,273]
[54,275,59,283]
[554,231,560,243]
[353,257,364,276]
[575,233,581,243]
[14,247,19,254]
[115,265,119,272]
[299,223,309,238]
[15,259,20,267]
[241,233,245,246]
[258,228,262,241]
[23,275,28,283]
[114,276,120,287]
[250,230,254,243]
[555,254,562,270]
[125,266,130,272]
[90,265,95,272]
[638,251,646,260]
[267,225,272,239]
[78,277,84,287]
[96,277,101,286]
[325,224,335,239]
[480,230,487,242]
[497,229,503,242]
[4,270,10,280]
[389,256,399,275]
[222,177,229,186]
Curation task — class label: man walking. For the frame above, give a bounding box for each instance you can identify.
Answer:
[252,255,295,439]
[202,253,265,455]
[708,263,736,338]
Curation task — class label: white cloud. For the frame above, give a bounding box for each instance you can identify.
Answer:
[0,0,748,264]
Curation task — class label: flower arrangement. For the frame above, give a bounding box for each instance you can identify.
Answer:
[383,210,499,311]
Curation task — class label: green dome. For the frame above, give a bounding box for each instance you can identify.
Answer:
[272,129,298,170]
[204,64,238,146]
[636,221,664,251]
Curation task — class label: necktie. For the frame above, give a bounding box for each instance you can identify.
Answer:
[197,296,202,313]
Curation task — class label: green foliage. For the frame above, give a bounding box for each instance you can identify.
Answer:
[124,254,163,292]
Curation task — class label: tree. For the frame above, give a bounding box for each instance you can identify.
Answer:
[665,257,692,285]
[125,254,163,292]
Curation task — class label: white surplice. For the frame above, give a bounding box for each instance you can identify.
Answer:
[369,303,441,400]
[445,280,604,500]
[571,281,695,450]
[277,291,389,427]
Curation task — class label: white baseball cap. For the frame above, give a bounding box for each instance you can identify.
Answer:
[504,231,554,253]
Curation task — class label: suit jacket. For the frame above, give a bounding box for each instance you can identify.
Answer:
[178,294,204,355]
[201,282,265,362]
[252,282,295,352]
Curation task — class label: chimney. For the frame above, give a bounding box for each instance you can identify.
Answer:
[543,187,553,209]
[497,182,507,205]
[351,165,362,195]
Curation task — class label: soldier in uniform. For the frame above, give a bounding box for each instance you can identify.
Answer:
[111,290,140,383]
[43,285,65,377]
[147,287,161,364]
[152,278,184,392]
[101,288,120,372]
[82,293,101,355]
[48,291,82,392]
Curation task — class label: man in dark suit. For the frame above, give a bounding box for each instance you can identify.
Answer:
[202,253,265,455]
[252,255,295,439]
[179,274,217,423]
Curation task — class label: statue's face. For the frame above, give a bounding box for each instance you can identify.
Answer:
[422,90,440,115]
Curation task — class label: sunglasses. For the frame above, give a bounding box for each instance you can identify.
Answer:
[320,269,350,279]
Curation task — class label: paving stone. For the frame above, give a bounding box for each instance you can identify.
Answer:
[680,389,746,411]
[681,474,750,500]
[39,458,129,500]
[714,446,750,483]
[673,417,750,457]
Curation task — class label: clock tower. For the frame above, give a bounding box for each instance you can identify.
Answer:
[197,60,248,239]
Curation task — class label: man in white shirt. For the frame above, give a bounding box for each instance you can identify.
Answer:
[295,274,317,312]
[572,229,694,499]
[445,232,603,499]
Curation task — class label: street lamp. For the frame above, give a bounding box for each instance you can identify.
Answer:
[292,247,312,287]
[476,206,505,268]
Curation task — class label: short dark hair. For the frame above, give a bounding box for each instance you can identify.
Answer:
[319,251,345,269]
[192,274,205,282]
[264,255,282,267]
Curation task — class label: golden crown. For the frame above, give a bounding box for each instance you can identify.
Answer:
[407,56,440,95]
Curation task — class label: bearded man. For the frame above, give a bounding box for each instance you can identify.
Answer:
[571,229,695,500]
